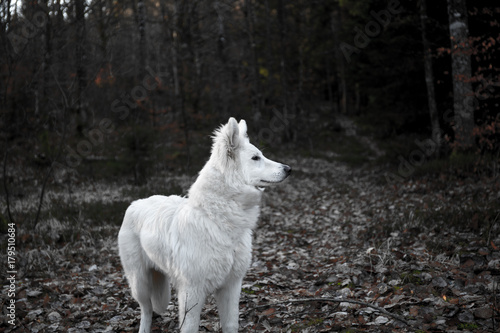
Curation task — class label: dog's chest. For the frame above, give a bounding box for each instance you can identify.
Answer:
[211,228,253,286]
[198,225,252,286]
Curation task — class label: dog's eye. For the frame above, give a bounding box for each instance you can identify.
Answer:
[251,155,260,161]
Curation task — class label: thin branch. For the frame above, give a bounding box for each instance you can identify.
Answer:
[254,297,412,327]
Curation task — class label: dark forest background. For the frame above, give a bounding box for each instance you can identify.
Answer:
[1,2,500,331]
[1,0,499,184]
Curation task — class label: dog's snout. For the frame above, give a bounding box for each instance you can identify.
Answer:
[283,164,292,176]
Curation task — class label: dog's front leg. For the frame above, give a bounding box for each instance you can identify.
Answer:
[177,287,206,333]
[215,276,243,333]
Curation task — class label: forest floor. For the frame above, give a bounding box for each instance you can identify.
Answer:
[1,148,500,332]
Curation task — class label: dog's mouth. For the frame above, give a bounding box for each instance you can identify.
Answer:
[254,180,279,192]
[260,179,282,184]
[256,179,285,189]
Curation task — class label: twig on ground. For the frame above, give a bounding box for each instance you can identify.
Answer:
[254,297,412,327]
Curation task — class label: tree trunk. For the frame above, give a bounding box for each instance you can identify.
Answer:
[420,0,441,156]
[40,0,51,118]
[447,0,474,149]
[173,0,190,170]
[74,0,87,134]
[277,0,292,141]
[1,0,12,35]
[331,9,347,114]
[135,0,147,78]
[244,0,261,121]
[263,0,275,111]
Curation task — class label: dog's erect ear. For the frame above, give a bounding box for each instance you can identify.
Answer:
[211,117,241,166]
[226,117,240,159]
[238,119,249,140]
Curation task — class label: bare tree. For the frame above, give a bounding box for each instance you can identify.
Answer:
[133,0,147,77]
[74,0,88,134]
[447,0,474,149]
[332,8,347,114]
[277,0,292,141]
[163,0,190,170]
[419,0,441,155]
[244,0,262,120]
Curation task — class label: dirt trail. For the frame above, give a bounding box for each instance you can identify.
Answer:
[336,114,385,159]
[1,156,499,332]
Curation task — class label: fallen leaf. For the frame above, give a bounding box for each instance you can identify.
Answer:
[261,308,276,316]
[410,307,419,316]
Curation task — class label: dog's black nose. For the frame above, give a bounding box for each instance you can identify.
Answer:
[283,164,292,176]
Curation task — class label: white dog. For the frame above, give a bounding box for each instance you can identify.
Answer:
[118,117,291,333]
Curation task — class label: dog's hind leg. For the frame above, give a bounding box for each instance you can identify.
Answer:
[126,272,153,333]
[127,264,154,333]
[129,268,153,333]
[151,268,171,314]
[137,300,153,333]
[118,232,154,333]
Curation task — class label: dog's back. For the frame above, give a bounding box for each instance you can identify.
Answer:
[120,195,184,232]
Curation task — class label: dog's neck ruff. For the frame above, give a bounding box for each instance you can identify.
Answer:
[187,164,262,230]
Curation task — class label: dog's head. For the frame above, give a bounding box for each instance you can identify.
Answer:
[211,117,291,188]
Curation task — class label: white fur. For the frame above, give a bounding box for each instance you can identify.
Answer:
[118,118,291,333]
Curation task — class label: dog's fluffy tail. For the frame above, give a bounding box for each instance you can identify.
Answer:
[151,269,171,314]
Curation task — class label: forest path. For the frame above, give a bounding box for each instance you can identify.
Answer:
[336,114,385,160]
[6,155,499,332]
